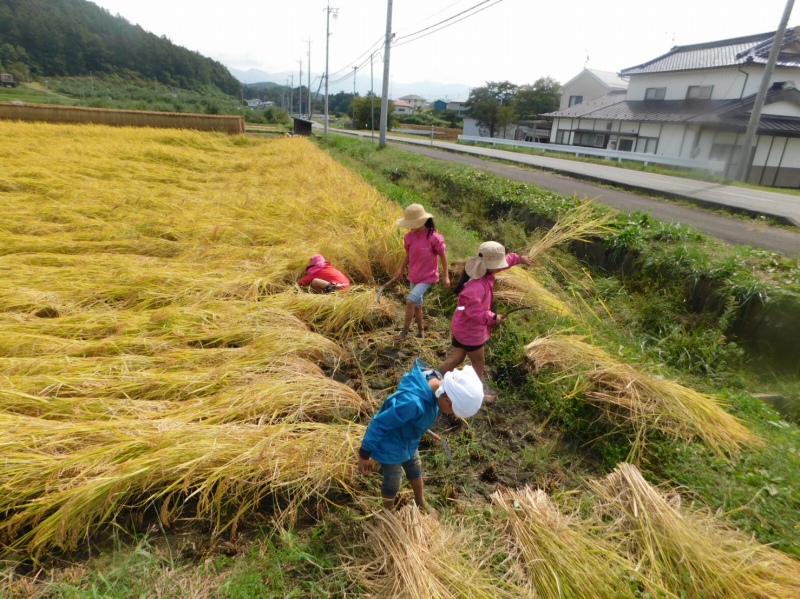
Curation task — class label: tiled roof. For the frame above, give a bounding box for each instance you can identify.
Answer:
[621,28,800,75]
[588,69,628,89]
[545,90,628,118]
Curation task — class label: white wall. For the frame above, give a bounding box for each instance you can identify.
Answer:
[762,100,800,117]
[559,73,608,109]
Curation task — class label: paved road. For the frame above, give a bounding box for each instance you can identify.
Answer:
[393,143,800,255]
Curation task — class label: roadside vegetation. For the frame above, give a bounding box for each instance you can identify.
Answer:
[0,125,797,597]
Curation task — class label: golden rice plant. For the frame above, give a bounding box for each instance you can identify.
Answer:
[260,287,396,338]
[0,413,364,555]
[525,335,760,458]
[491,487,672,599]
[495,269,571,317]
[591,463,800,599]
[348,506,527,599]
[526,201,613,265]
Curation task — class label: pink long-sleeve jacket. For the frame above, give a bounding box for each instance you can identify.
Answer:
[450,253,522,346]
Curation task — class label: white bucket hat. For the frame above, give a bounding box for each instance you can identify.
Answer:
[396,203,434,229]
[464,241,508,279]
[436,365,484,418]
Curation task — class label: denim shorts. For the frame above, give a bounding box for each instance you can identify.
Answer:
[406,282,433,307]
[380,450,423,498]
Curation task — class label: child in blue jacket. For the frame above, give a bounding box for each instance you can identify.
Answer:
[357,359,484,510]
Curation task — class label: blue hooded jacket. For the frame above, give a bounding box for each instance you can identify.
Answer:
[360,359,439,465]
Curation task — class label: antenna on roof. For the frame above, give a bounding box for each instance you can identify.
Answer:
[584,51,590,69]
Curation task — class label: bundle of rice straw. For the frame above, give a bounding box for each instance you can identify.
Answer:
[495,269,571,317]
[526,202,612,265]
[491,486,669,598]
[592,463,800,599]
[349,506,527,599]
[525,335,760,458]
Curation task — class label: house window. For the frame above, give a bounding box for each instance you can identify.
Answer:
[618,139,634,152]
[573,132,606,148]
[686,85,713,99]
[556,130,571,144]
[645,87,666,100]
[568,95,583,107]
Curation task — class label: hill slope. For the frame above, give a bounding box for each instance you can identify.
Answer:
[0,0,239,95]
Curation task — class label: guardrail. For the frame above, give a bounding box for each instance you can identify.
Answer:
[458,135,727,174]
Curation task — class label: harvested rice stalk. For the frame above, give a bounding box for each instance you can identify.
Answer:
[491,487,672,599]
[350,506,527,599]
[525,335,760,458]
[526,202,612,265]
[587,366,760,458]
[495,269,571,317]
[261,287,395,338]
[525,334,617,372]
[0,414,364,555]
[592,463,800,599]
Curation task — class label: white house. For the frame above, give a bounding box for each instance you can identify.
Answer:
[545,28,800,187]
[399,94,428,110]
[446,100,468,113]
[559,68,628,110]
[393,99,414,115]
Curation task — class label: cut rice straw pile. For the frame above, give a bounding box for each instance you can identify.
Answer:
[591,463,800,599]
[525,335,761,458]
[491,486,672,598]
[348,506,527,599]
[494,269,571,317]
[525,201,612,265]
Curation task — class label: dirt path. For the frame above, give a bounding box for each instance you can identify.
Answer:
[391,143,800,256]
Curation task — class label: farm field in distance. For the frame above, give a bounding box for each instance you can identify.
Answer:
[0,122,798,597]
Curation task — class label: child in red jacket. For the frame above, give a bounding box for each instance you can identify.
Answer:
[298,254,351,292]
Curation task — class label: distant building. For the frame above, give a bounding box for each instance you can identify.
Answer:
[393,99,413,115]
[433,99,448,111]
[1,73,16,88]
[446,100,468,113]
[399,94,428,110]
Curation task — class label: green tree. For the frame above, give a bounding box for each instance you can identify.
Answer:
[465,80,517,138]
[515,77,561,117]
[351,93,395,130]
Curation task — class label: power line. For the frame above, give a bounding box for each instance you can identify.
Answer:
[394,0,470,35]
[326,35,385,80]
[394,0,504,47]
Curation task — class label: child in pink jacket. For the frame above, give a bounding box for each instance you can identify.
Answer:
[438,241,530,379]
[394,204,450,341]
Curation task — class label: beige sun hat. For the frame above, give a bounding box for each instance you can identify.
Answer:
[464,241,508,279]
[396,203,434,229]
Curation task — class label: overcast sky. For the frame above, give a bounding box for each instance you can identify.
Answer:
[89,0,794,96]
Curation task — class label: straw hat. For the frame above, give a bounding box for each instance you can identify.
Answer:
[396,203,434,229]
[464,241,508,279]
[437,365,483,418]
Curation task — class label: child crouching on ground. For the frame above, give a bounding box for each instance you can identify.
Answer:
[357,359,483,511]
[438,241,531,380]
[297,254,351,292]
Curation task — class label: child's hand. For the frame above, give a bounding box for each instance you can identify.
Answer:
[357,456,372,475]
[443,275,451,288]
[496,313,508,325]
[519,256,532,266]
[394,269,404,280]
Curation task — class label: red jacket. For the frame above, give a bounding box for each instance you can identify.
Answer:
[298,263,350,288]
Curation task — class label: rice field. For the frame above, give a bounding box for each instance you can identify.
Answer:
[0,122,399,555]
[1,122,797,596]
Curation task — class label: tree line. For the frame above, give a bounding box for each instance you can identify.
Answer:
[466,77,561,137]
[0,0,240,95]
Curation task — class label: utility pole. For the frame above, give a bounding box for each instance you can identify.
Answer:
[324,3,339,134]
[736,0,795,182]
[290,74,294,116]
[306,38,312,118]
[379,0,393,147]
[371,52,375,142]
[352,66,358,128]
[298,60,303,118]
